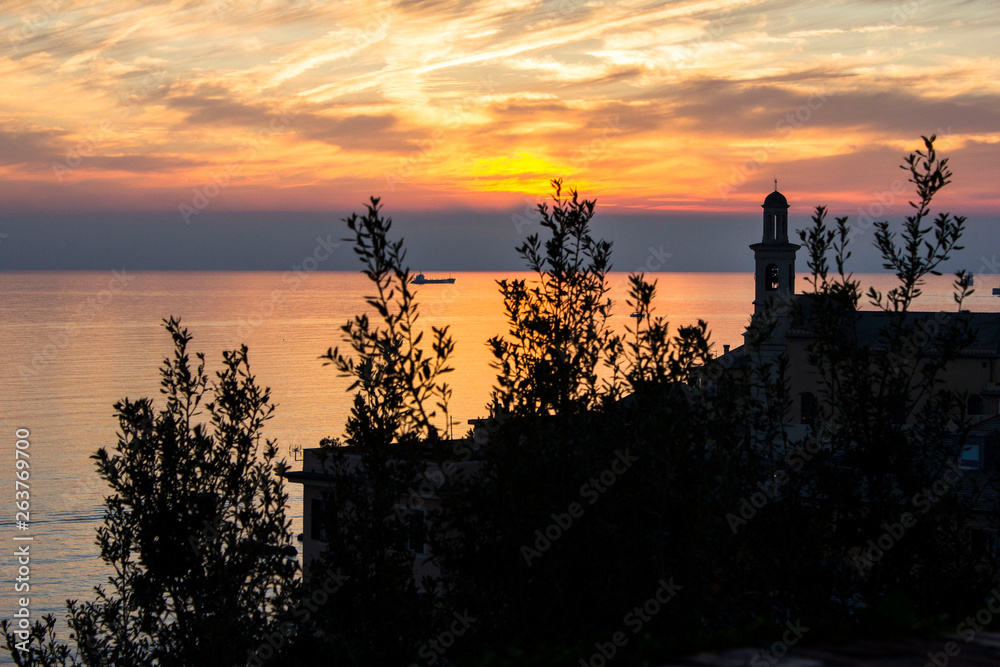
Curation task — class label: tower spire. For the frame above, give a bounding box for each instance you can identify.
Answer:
[751,188,798,320]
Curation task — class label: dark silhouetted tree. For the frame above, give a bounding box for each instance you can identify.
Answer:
[289,197,454,665]
[4,318,298,667]
[490,178,616,416]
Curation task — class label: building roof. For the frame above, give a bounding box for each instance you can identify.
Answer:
[786,303,1000,357]
[762,190,788,208]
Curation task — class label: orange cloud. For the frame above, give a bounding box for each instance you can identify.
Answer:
[0,0,996,216]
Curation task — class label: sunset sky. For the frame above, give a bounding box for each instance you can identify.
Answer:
[1,0,998,270]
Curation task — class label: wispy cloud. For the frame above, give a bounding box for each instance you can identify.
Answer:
[0,0,996,214]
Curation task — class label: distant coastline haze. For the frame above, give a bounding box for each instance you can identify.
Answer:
[3,207,996,273]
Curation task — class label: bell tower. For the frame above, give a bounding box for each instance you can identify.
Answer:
[750,185,799,319]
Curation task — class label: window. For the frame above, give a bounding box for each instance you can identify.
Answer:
[407,509,427,555]
[766,264,780,292]
[968,394,984,416]
[889,395,906,424]
[961,443,981,470]
[800,392,817,425]
[395,508,427,554]
[310,498,328,542]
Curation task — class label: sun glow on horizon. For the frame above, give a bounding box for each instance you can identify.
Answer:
[0,0,997,218]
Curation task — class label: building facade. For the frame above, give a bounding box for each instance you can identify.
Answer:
[726,188,1000,431]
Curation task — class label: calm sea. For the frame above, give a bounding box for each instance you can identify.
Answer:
[1,270,997,659]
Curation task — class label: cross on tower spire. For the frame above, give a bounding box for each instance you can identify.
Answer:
[774,176,778,191]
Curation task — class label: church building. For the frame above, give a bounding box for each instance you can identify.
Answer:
[722,187,1000,443]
